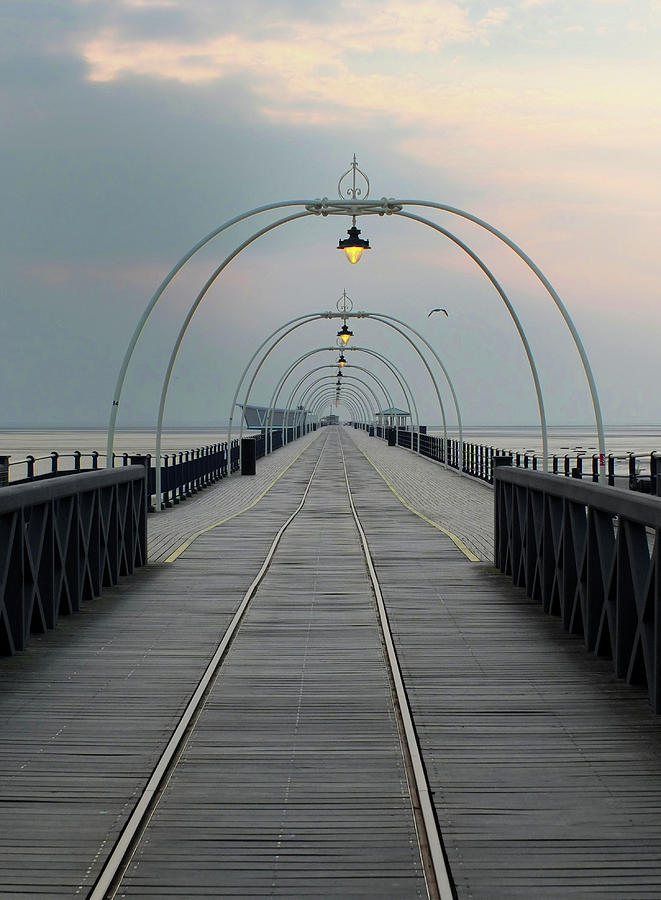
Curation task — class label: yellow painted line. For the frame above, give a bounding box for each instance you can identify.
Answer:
[164,436,320,563]
[357,448,480,562]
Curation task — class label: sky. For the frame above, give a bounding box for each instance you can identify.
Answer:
[1,0,659,434]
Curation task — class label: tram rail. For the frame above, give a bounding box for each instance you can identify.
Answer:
[88,428,454,900]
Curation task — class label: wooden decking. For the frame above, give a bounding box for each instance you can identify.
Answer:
[1,427,661,898]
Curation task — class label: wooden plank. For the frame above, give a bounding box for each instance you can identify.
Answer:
[0,442,327,895]
[341,431,661,898]
[119,435,427,897]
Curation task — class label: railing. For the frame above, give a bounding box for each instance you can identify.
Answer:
[1,442,240,511]
[494,466,661,712]
[369,428,661,494]
[0,466,147,656]
[264,425,306,457]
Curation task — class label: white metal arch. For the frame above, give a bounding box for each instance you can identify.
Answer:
[285,364,394,438]
[106,189,603,501]
[275,349,418,443]
[231,312,444,459]
[296,374,383,425]
[262,347,418,454]
[311,393,364,425]
[309,386,373,424]
[267,366,382,447]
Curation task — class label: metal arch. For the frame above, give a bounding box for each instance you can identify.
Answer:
[290,356,418,447]
[312,393,363,426]
[108,184,600,495]
[232,315,419,460]
[309,385,373,425]
[231,313,347,453]
[311,396,363,426]
[393,199,605,470]
[343,347,422,442]
[239,318,445,465]
[308,387,371,426]
[291,365,391,425]
[153,210,313,506]
[285,364,394,439]
[281,350,415,439]
[295,374,383,427]
[313,392,363,421]
[106,198,314,468]
[307,381,375,418]
[226,312,326,450]
[395,210,549,472]
[305,380,379,429]
[289,363,394,437]
[267,366,382,451]
[263,347,415,454]
[234,315,333,459]
[360,314,455,468]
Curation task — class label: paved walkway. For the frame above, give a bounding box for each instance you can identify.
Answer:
[345,427,494,561]
[0,438,328,897]
[148,429,321,562]
[341,430,661,899]
[122,431,428,898]
[3,428,661,897]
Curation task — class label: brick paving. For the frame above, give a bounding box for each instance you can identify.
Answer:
[344,426,494,561]
[148,426,495,564]
[147,430,322,562]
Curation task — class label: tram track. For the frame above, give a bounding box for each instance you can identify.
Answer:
[338,431,455,900]
[88,428,454,899]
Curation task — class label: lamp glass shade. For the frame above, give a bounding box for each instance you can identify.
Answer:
[337,224,370,265]
[344,245,363,264]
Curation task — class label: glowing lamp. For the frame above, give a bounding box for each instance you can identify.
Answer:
[337,323,353,344]
[337,353,346,367]
[337,223,370,264]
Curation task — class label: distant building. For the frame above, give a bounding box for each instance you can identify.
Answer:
[238,404,307,429]
[378,407,411,429]
[320,414,339,426]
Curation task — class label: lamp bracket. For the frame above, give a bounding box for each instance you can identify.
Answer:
[322,311,370,319]
[306,198,402,216]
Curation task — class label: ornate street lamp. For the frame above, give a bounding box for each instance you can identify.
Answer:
[337,352,347,367]
[338,219,370,264]
[337,322,353,344]
[336,290,354,344]
[337,157,371,264]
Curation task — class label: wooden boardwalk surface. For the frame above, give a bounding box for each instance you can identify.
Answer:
[1,427,661,897]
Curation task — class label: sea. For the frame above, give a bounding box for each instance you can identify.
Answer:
[1,425,660,482]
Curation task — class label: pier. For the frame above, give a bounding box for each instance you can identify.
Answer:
[2,426,661,898]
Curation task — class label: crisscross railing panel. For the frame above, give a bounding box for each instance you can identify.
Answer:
[0,467,147,655]
[495,467,661,711]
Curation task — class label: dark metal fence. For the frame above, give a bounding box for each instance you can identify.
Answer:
[494,466,661,712]
[3,442,241,512]
[266,425,303,455]
[0,466,147,656]
[371,427,660,495]
[150,443,236,509]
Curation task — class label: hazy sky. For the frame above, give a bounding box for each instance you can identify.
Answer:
[1,0,659,432]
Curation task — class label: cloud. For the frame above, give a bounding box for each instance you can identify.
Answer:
[477,7,512,28]
[79,1,491,84]
[122,0,177,7]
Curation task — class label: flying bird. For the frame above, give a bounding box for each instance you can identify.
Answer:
[428,308,448,317]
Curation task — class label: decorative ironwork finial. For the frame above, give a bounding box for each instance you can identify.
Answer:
[336,290,354,315]
[338,155,370,201]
